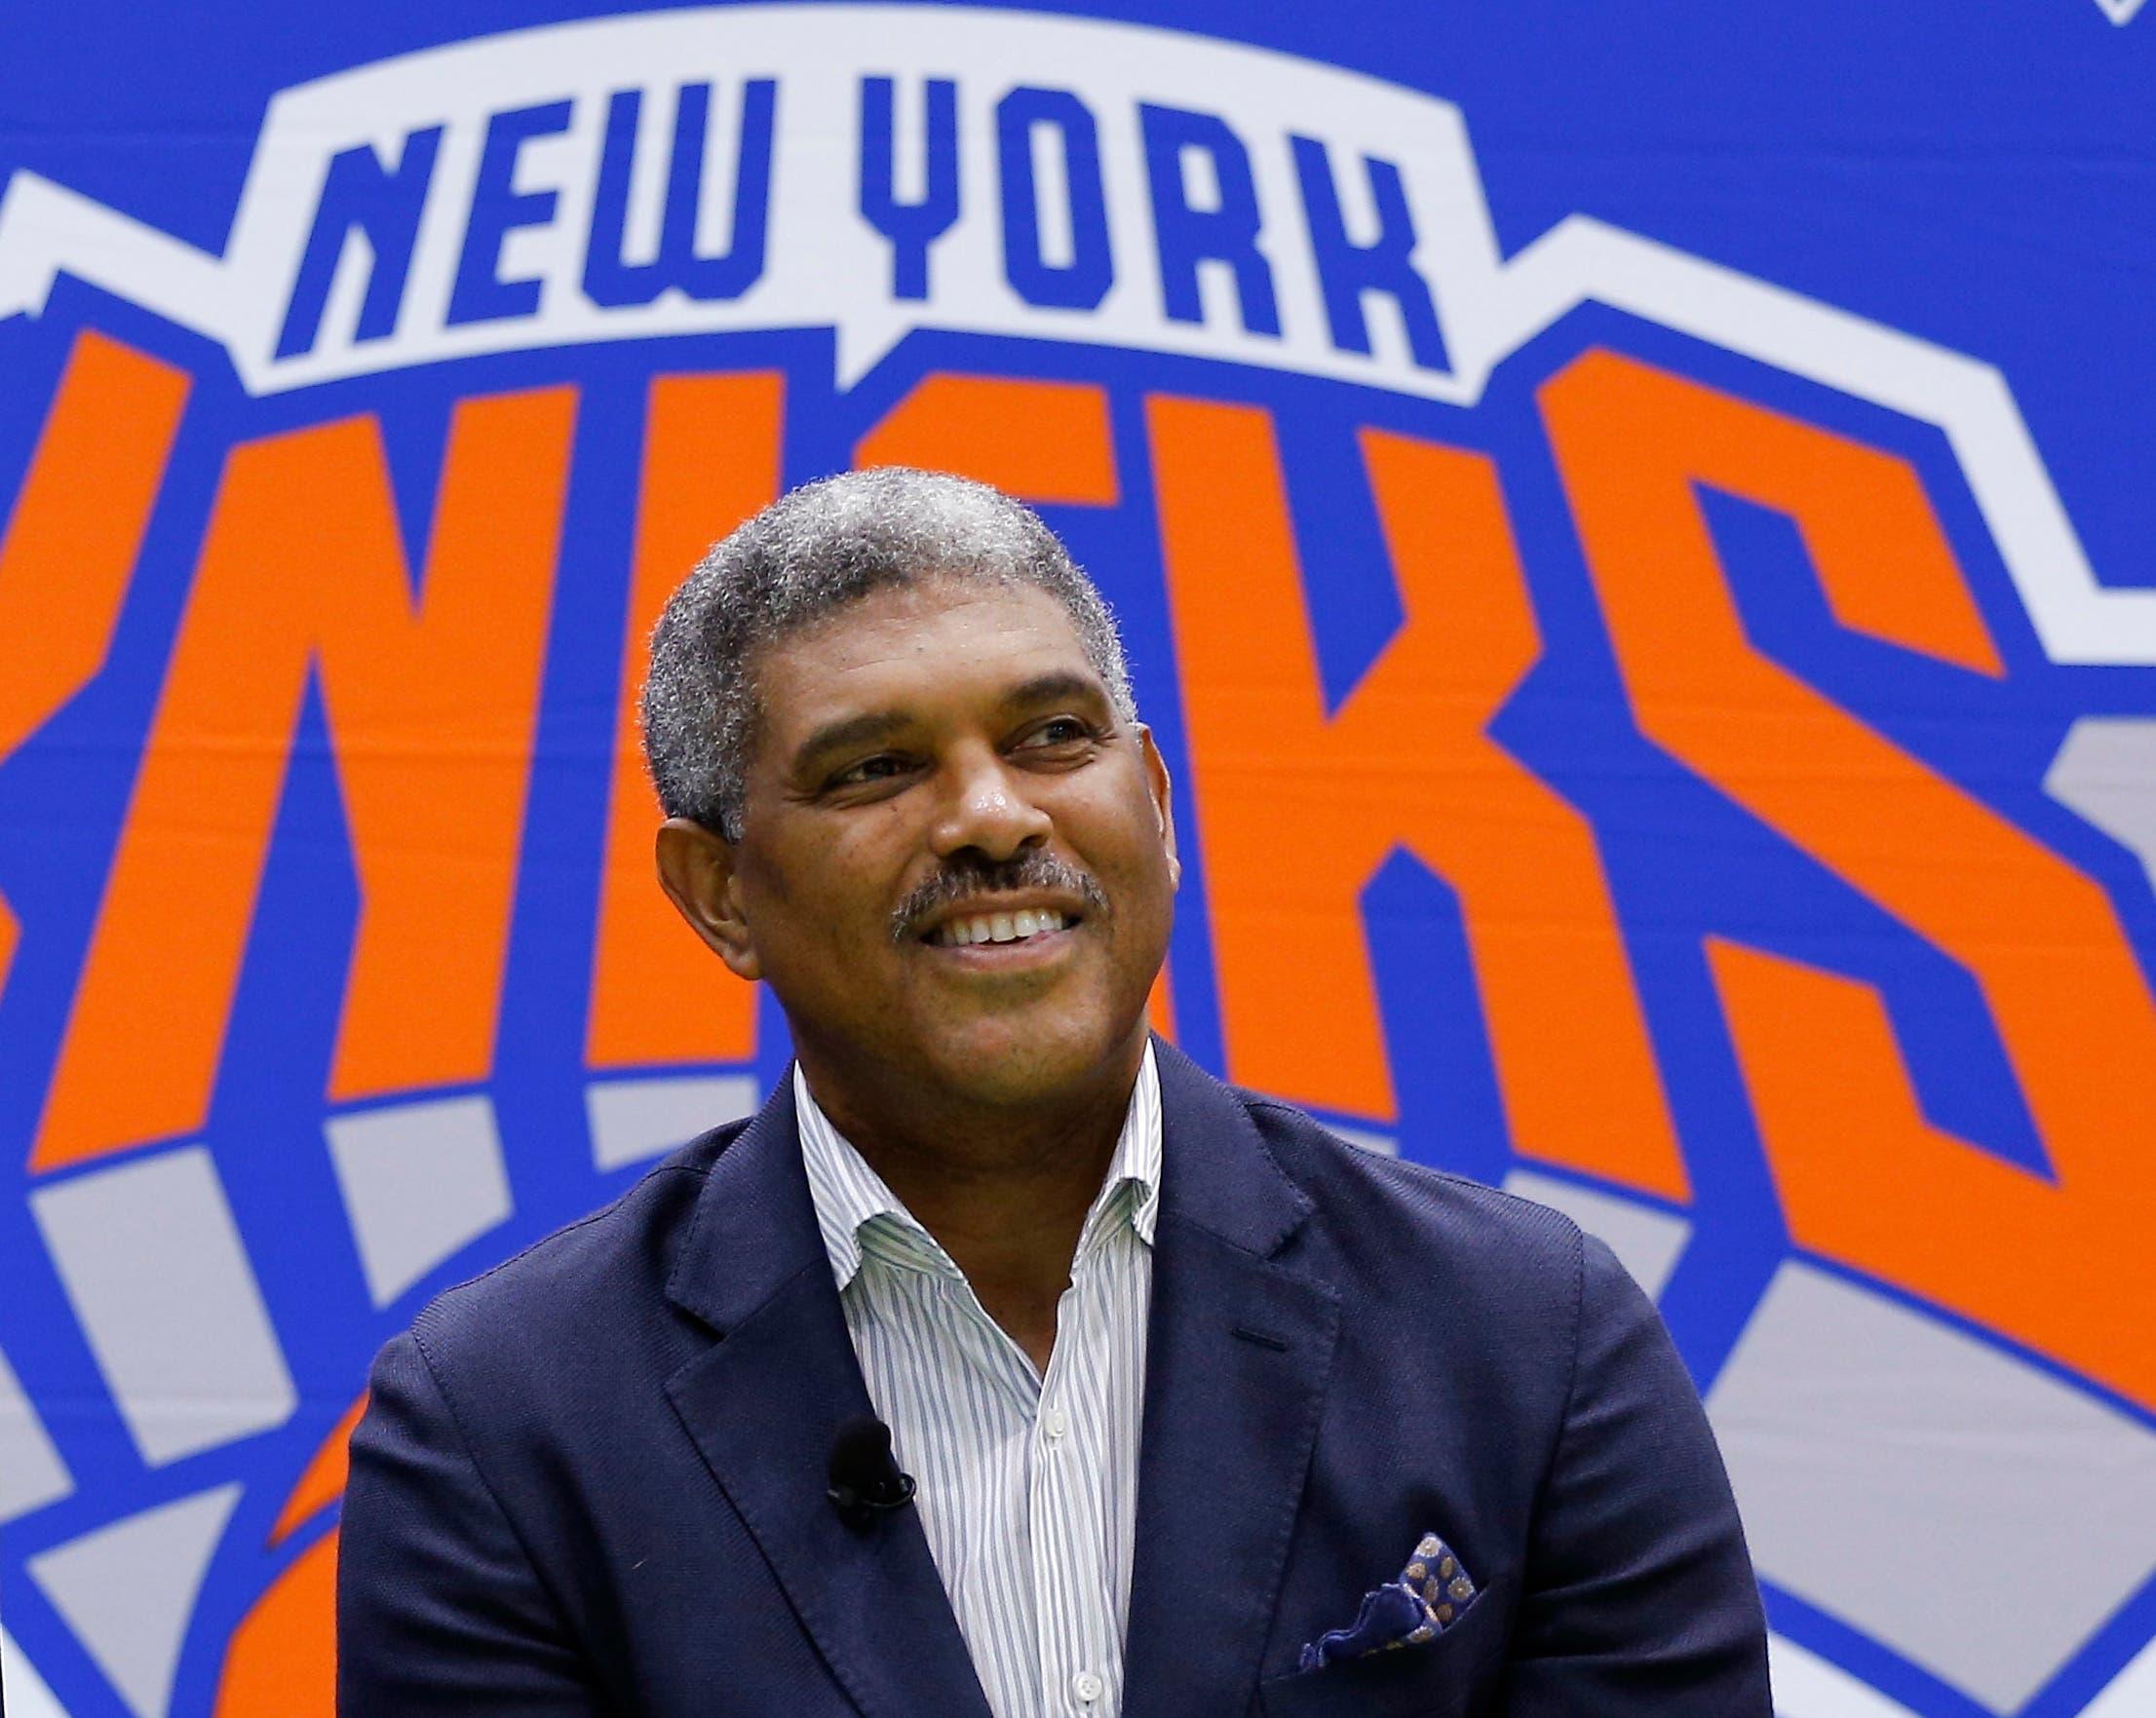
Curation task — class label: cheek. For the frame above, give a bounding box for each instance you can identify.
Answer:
[756,826,908,948]
[1079,807,1177,929]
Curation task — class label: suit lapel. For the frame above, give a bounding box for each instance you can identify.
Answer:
[663,1078,993,1718]
[1122,1045,1342,1718]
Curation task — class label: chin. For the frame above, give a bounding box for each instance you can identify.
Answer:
[918,1010,1138,1108]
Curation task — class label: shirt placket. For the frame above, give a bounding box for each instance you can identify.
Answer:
[1030,1210,1127,1718]
[903,1241,1052,1718]
[860,1192,1136,1718]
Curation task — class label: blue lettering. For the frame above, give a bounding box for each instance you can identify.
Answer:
[275,128,443,360]
[996,88,1112,312]
[447,99,574,326]
[1290,136,1446,370]
[1138,103,1280,337]
[583,80,777,308]
[859,77,960,301]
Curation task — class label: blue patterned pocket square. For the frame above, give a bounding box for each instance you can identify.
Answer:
[1297,1533,1479,1673]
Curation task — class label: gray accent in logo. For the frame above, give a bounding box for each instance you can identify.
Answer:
[584,1074,758,1171]
[26,1482,240,1718]
[0,1338,72,1522]
[31,1147,296,1467]
[1709,1261,2156,1712]
[2047,717,2156,897]
[326,1093,514,1309]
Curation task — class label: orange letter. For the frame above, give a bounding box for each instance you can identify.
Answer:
[213,1533,338,1718]
[856,373,1119,504]
[1543,348,2156,1410]
[34,389,574,1171]
[0,332,189,1003]
[211,1391,367,1718]
[1149,397,1686,1200]
[586,372,784,1069]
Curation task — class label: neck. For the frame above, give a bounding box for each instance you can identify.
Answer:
[797,1032,1149,1369]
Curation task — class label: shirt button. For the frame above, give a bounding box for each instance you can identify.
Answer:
[1042,1407,1068,1442]
[1072,1670,1103,1703]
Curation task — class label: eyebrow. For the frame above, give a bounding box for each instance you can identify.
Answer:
[789,710,911,778]
[1001,669,1110,712]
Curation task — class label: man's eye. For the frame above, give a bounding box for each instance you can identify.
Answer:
[1015,717,1095,751]
[829,754,909,788]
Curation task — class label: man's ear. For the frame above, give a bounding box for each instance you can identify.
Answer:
[1136,725,1181,891]
[655,818,762,981]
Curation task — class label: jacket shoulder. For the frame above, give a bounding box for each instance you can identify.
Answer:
[399,1120,748,1393]
[1235,1090,1592,1319]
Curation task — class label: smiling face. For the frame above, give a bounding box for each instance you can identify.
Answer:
[657,575,1178,1127]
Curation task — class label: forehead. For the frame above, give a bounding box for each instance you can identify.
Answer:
[752,577,1100,736]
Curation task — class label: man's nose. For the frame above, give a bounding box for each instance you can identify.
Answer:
[929,745,1053,862]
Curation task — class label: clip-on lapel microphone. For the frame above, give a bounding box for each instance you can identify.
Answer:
[827,1414,918,1529]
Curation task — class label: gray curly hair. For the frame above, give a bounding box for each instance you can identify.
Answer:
[641,467,1136,840]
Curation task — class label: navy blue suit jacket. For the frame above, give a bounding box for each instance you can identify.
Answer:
[338,1043,1770,1715]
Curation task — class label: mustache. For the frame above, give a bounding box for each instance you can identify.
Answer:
[890,851,1110,942]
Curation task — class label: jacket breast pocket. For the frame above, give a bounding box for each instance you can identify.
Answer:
[1254,1577,1509,1718]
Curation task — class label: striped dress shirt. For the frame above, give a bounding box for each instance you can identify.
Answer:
[793,1048,1161,1718]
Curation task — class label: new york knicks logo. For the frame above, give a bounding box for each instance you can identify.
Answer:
[2,10,2153,1716]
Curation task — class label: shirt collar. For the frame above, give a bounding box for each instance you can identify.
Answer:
[795,1042,1164,1293]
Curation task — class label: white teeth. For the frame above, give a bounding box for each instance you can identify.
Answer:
[932,907,1073,946]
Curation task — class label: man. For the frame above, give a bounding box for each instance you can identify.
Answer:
[338,469,1770,1716]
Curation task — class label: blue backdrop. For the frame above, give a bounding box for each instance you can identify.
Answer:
[3,5,2154,1716]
